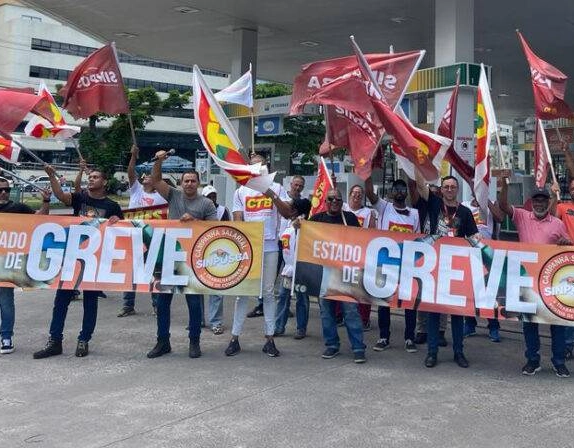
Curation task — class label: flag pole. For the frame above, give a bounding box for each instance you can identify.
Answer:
[0,166,47,192]
[250,108,256,157]
[70,138,83,161]
[111,42,137,146]
[540,119,560,200]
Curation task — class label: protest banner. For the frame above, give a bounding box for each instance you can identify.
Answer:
[294,221,574,326]
[122,204,169,220]
[0,214,263,297]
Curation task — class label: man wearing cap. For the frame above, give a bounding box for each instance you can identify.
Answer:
[118,145,168,318]
[499,175,572,378]
[201,184,230,334]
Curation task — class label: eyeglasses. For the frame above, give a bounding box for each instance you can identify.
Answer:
[326,196,342,202]
[0,187,11,193]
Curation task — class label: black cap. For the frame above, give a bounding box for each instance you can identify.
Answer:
[531,187,550,199]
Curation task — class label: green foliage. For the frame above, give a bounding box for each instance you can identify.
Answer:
[255,82,291,99]
[161,89,191,109]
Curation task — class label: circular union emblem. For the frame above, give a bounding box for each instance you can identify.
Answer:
[191,226,253,290]
[538,251,574,321]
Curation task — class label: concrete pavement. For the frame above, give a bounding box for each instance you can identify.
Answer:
[2,289,574,448]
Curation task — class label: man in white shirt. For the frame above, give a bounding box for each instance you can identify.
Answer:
[225,154,293,358]
[118,145,168,318]
[366,177,420,353]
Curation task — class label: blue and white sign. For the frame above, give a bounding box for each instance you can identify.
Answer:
[256,116,284,136]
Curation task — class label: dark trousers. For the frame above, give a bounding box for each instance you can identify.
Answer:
[156,293,202,340]
[49,289,98,342]
[378,307,416,341]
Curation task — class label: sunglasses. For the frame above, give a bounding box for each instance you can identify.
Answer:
[326,196,342,202]
[0,187,11,193]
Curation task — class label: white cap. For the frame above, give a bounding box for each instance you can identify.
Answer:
[202,185,217,197]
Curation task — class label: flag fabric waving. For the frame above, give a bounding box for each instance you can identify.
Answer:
[534,119,551,188]
[0,89,56,136]
[309,157,334,217]
[193,65,274,192]
[214,65,253,108]
[517,31,573,120]
[25,81,80,140]
[0,137,19,164]
[475,64,497,212]
[59,43,129,119]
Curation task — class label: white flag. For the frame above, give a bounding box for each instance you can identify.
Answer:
[214,65,253,108]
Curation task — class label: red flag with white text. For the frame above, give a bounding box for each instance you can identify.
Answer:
[517,31,573,120]
[534,119,551,188]
[59,43,129,119]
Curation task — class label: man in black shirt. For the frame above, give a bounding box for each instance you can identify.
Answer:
[0,177,50,355]
[309,188,367,363]
[415,174,479,368]
[34,165,123,359]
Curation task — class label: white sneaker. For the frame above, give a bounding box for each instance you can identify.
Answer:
[0,337,14,354]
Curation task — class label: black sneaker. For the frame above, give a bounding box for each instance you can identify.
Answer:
[454,352,469,368]
[225,338,241,356]
[553,364,570,378]
[189,338,202,358]
[522,361,542,376]
[75,340,89,357]
[147,339,171,358]
[33,338,63,359]
[0,337,14,354]
[373,338,389,351]
[354,351,366,364]
[117,307,135,318]
[414,332,427,344]
[262,339,280,357]
[363,321,372,332]
[294,330,306,340]
[246,304,264,318]
[438,331,448,347]
[321,347,340,359]
[404,339,418,353]
[424,354,438,368]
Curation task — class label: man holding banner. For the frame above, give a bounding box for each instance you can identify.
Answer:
[146,150,217,359]
[499,174,572,378]
[117,144,167,318]
[416,174,478,368]
[33,165,123,359]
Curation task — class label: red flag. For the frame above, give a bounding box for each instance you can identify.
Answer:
[534,119,551,188]
[59,43,129,119]
[0,137,19,164]
[290,50,424,116]
[320,105,383,179]
[437,74,475,185]
[517,31,573,120]
[0,90,54,135]
[309,157,334,217]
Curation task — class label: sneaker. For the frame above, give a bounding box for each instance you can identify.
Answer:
[372,338,389,352]
[189,338,202,358]
[262,339,280,357]
[273,330,285,337]
[488,328,501,343]
[0,337,14,354]
[424,354,438,368]
[97,291,107,299]
[438,331,448,347]
[75,340,89,357]
[463,323,477,338]
[246,304,264,318]
[354,351,367,364]
[553,364,570,378]
[225,338,241,356]
[363,321,372,332]
[33,338,62,359]
[522,361,542,376]
[294,329,306,340]
[117,307,135,318]
[70,290,81,301]
[211,325,224,335]
[414,332,427,344]
[321,347,340,359]
[404,339,418,353]
[454,352,469,368]
[147,339,171,358]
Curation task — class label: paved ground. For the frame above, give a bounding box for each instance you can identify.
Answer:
[2,289,574,448]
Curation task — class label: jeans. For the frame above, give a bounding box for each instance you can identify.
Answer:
[49,289,99,342]
[201,295,224,328]
[319,298,365,353]
[464,316,500,330]
[416,311,447,333]
[564,326,574,350]
[378,307,416,341]
[523,322,566,367]
[428,313,463,356]
[275,282,310,334]
[0,287,15,339]
[122,291,159,310]
[232,251,278,336]
[155,293,202,340]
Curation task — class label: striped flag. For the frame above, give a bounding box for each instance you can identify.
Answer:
[193,65,274,192]
[309,157,334,217]
[475,64,497,213]
[0,137,19,164]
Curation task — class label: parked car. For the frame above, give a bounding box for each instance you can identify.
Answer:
[22,175,52,192]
